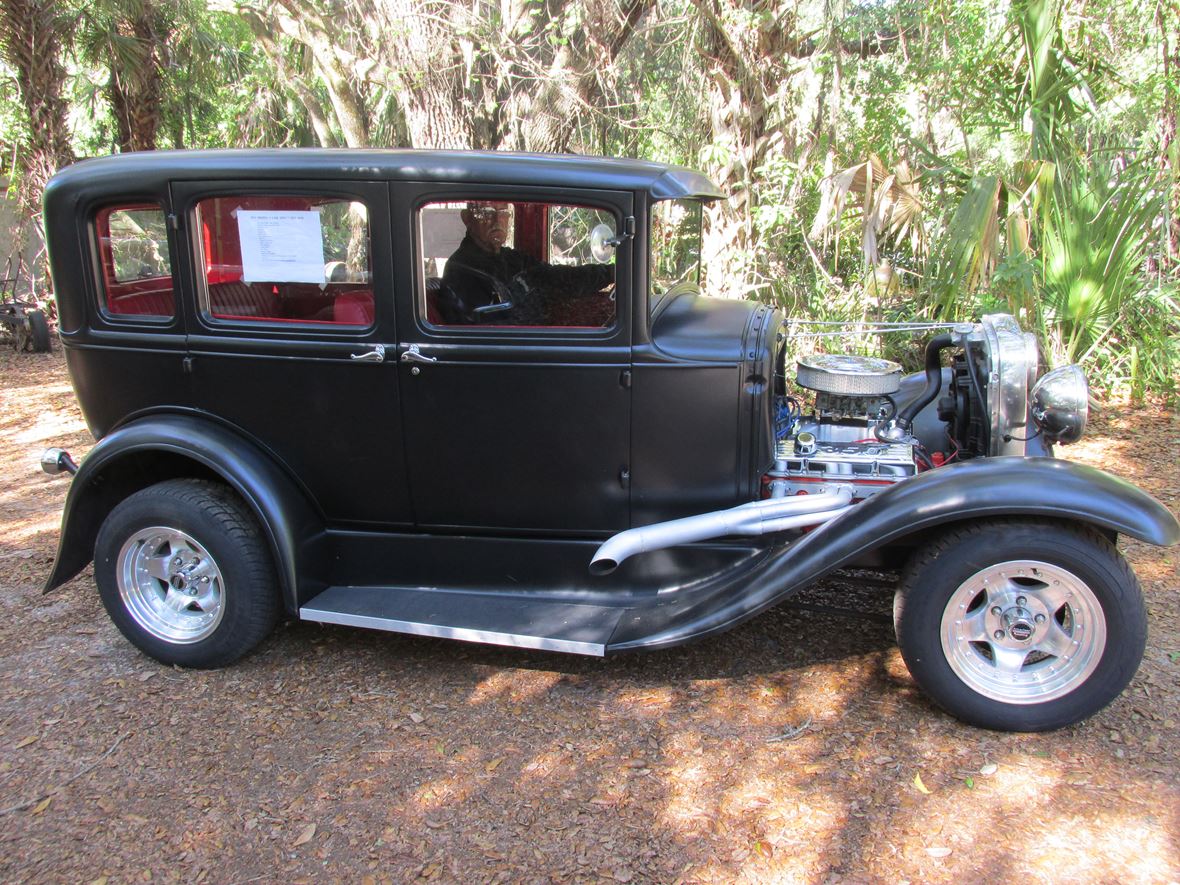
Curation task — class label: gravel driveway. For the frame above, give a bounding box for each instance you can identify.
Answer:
[2,348,1178,883]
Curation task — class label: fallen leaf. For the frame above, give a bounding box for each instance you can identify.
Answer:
[14,735,39,749]
[926,846,952,858]
[964,777,975,789]
[485,757,504,772]
[913,773,932,794]
[979,763,998,776]
[409,712,424,724]
[292,823,316,847]
[31,797,52,815]
[138,672,157,682]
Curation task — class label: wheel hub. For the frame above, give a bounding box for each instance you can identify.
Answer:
[941,560,1106,704]
[117,527,225,644]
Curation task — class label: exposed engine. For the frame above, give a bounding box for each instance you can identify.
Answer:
[766,315,1090,500]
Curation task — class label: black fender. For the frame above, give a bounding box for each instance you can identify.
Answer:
[607,457,1179,652]
[43,414,326,615]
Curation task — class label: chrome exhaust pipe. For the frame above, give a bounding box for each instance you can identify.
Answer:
[589,486,853,575]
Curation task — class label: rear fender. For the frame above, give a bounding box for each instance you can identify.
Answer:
[44,414,325,615]
[607,457,1179,651]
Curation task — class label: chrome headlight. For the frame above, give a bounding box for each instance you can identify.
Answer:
[1031,365,1089,445]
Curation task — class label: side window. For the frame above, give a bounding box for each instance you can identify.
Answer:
[417,199,616,328]
[95,204,176,319]
[194,195,373,326]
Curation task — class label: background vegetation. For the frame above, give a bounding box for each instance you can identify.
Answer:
[2,0,1176,395]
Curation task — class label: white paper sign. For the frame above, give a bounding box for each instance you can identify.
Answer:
[236,209,325,284]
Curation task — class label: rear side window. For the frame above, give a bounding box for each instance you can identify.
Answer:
[95,204,176,319]
[194,195,374,326]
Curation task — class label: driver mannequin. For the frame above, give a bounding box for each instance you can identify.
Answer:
[441,201,615,325]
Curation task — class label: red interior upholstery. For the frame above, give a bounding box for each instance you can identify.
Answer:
[207,281,281,318]
[106,279,176,316]
[333,290,375,325]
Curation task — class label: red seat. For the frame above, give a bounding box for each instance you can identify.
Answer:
[207,281,280,318]
[333,290,374,325]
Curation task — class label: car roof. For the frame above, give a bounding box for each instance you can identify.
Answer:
[46,148,725,202]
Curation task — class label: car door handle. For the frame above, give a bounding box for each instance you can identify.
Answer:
[400,344,437,364]
[350,344,386,363]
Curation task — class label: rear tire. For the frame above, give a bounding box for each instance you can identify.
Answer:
[94,479,280,668]
[894,520,1146,732]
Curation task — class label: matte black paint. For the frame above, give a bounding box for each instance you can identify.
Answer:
[41,149,1179,657]
[44,414,325,613]
[607,456,1180,651]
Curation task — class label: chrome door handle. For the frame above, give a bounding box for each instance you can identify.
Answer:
[400,344,437,364]
[350,344,386,363]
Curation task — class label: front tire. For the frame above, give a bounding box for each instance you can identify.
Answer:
[894,520,1146,732]
[95,479,280,668]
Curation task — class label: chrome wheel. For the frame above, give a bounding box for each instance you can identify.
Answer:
[116,526,225,644]
[940,559,1106,704]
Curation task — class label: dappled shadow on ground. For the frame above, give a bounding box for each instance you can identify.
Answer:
[1,349,1178,882]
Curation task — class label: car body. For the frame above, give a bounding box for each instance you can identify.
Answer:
[40,149,1179,732]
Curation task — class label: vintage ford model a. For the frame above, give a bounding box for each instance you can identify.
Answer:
[39,149,1178,732]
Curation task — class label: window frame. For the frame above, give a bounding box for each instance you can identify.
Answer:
[411,190,626,339]
[187,188,378,333]
[91,201,178,325]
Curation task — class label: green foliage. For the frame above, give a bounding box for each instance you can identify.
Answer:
[0,0,1175,394]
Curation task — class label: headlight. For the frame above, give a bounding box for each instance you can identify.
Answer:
[1030,365,1089,445]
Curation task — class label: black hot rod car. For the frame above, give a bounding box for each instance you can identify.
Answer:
[39,149,1179,732]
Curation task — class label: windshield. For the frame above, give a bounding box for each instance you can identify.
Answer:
[650,199,702,301]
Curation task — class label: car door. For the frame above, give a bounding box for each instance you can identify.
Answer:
[170,179,413,527]
[395,184,633,533]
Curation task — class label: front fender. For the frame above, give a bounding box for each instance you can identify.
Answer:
[44,414,325,615]
[607,457,1179,652]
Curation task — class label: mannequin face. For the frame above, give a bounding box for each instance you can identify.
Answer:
[461,202,513,253]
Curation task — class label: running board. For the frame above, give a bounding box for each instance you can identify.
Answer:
[299,586,624,656]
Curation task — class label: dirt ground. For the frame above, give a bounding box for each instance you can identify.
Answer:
[1,345,1178,885]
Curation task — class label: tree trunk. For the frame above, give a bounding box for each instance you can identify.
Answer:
[0,0,75,215]
[1158,0,1179,273]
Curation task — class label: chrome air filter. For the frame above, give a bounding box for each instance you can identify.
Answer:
[795,354,903,396]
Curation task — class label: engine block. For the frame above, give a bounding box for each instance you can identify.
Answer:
[767,434,917,499]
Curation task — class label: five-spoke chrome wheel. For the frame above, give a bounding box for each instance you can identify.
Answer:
[95,479,279,668]
[895,521,1146,732]
[117,526,226,643]
[940,560,1106,704]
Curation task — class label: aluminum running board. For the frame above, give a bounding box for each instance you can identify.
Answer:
[299,586,624,656]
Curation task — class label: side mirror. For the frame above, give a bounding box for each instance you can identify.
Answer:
[589,224,617,264]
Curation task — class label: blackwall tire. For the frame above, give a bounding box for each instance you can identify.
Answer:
[894,520,1146,732]
[94,479,279,668]
[26,309,50,352]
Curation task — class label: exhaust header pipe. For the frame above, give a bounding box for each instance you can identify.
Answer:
[589,486,853,575]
